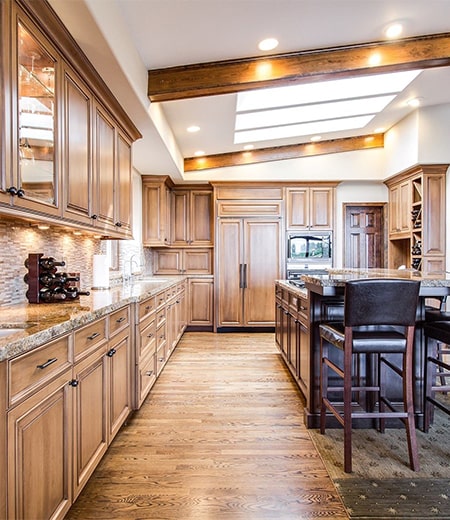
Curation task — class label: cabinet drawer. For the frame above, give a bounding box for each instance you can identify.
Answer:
[156,307,166,328]
[138,296,156,322]
[156,291,167,309]
[9,335,71,406]
[109,306,130,337]
[74,317,107,359]
[217,201,282,217]
[139,317,156,359]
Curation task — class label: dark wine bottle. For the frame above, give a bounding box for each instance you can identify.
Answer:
[39,288,67,301]
[39,273,56,286]
[24,256,65,269]
[64,287,90,300]
[54,273,80,284]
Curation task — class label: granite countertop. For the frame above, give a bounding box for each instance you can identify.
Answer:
[301,268,450,288]
[0,276,185,362]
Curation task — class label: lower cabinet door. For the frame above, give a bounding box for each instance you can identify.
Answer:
[7,371,73,520]
[72,347,108,499]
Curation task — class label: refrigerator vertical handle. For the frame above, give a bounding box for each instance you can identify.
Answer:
[239,264,244,288]
[243,263,248,288]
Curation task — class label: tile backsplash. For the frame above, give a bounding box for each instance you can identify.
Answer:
[0,217,153,307]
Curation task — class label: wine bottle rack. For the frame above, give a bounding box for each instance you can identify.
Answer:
[24,253,90,304]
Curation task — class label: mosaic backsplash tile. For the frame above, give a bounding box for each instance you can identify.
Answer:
[0,217,153,307]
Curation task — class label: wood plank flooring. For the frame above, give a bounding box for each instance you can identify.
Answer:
[65,332,348,519]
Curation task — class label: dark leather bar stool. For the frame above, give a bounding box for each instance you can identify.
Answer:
[423,320,450,432]
[319,278,421,473]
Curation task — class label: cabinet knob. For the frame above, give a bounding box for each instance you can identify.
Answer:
[115,222,122,227]
[17,188,25,198]
[145,370,154,377]
[91,214,98,220]
[69,379,79,387]
[106,348,116,357]
[6,186,18,196]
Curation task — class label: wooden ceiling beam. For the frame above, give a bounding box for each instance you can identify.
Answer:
[148,33,450,102]
[184,134,383,172]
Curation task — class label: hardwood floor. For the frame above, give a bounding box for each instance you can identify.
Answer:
[65,332,348,519]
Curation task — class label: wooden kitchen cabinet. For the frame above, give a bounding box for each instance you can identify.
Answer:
[6,334,73,520]
[385,164,447,271]
[216,218,282,328]
[387,178,411,237]
[286,186,335,230]
[107,306,132,441]
[171,188,213,246]
[153,248,212,274]
[142,176,171,246]
[7,370,73,520]
[0,0,140,236]
[188,277,214,327]
[275,282,310,400]
[135,295,157,408]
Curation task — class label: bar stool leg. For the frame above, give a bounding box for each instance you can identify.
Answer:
[404,335,420,471]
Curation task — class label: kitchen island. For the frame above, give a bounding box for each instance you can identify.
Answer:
[275,268,450,429]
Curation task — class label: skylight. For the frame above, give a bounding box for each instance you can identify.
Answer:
[234,69,422,144]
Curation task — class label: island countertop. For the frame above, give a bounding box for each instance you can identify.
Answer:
[0,276,185,362]
[300,268,450,296]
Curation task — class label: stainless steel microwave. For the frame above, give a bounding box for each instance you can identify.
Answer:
[287,231,332,264]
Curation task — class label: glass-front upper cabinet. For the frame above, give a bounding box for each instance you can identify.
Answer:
[16,20,57,208]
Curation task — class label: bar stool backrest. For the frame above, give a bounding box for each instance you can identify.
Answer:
[344,279,420,328]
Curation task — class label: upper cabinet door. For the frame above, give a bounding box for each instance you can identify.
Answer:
[93,103,115,232]
[189,190,213,245]
[286,187,334,230]
[10,9,61,216]
[62,65,92,225]
[116,130,133,237]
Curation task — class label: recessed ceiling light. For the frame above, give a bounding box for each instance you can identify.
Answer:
[310,136,322,142]
[407,97,423,107]
[258,38,279,51]
[194,150,205,156]
[243,144,254,150]
[187,125,200,133]
[385,23,403,39]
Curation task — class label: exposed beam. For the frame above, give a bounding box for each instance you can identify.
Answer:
[184,134,383,172]
[148,33,450,102]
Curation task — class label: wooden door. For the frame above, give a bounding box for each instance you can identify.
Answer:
[216,219,243,327]
[243,219,281,326]
[188,278,214,326]
[344,204,386,268]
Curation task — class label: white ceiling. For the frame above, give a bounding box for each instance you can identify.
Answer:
[49,0,450,181]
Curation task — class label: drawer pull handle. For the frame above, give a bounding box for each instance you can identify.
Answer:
[106,348,117,357]
[36,358,57,370]
[116,317,126,323]
[145,370,154,377]
[87,332,100,341]
[159,357,165,362]
[69,379,79,387]
[147,333,154,338]
[145,305,152,311]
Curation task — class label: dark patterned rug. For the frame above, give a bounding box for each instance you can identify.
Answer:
[309,409,450,519]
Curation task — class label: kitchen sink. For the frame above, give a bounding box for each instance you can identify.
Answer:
[0,323,36,339]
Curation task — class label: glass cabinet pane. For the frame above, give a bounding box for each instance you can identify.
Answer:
[18,22,56,204]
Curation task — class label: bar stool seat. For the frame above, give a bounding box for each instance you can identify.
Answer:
[423,320,450,432]
[319,278,421,473]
